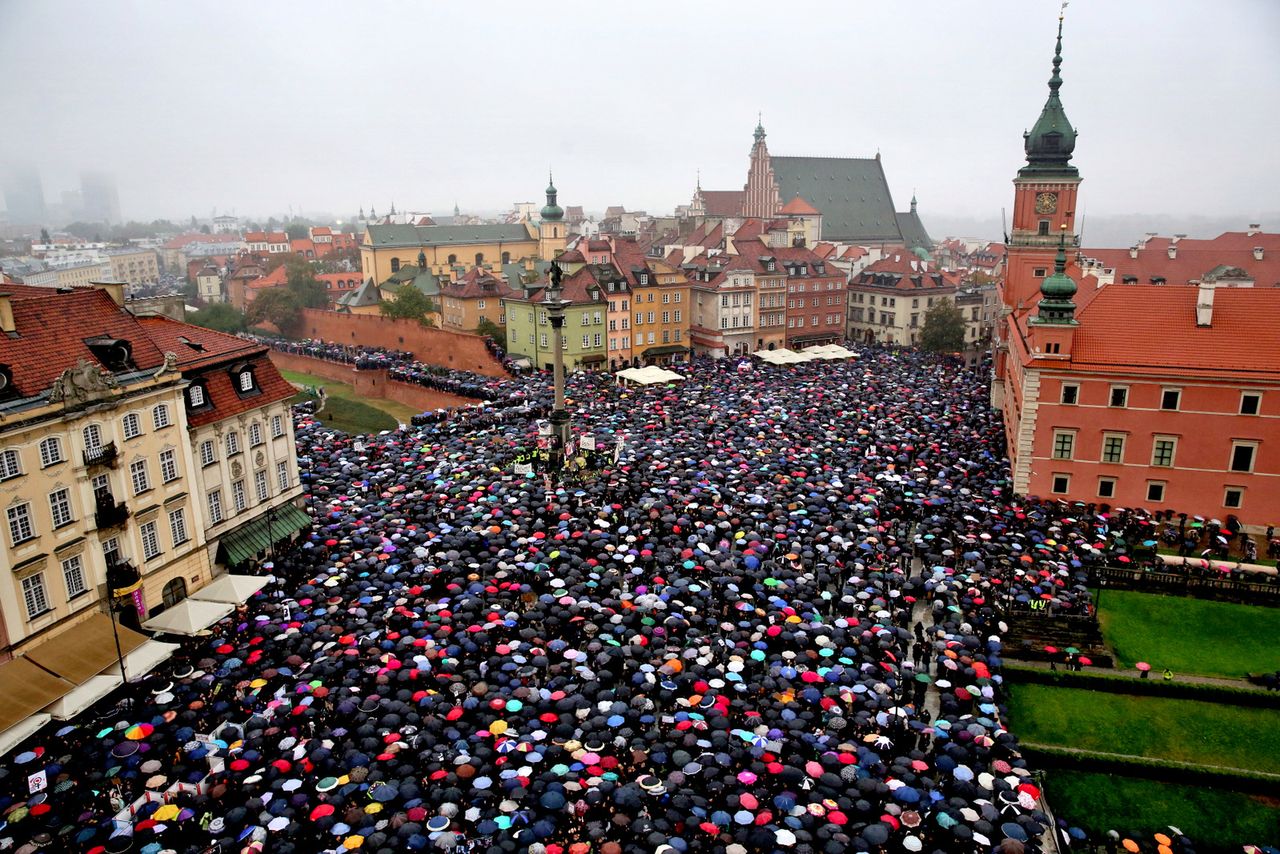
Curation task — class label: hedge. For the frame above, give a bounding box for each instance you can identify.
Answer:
[1001,663,1280,709]
[1022,743,1280,795]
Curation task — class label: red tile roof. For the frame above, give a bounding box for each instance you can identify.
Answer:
[187,352,297,428]
[136,316,261,370]
[163,232,234,250]
[779,195,819,215]
[1064,285,1280,376]
[1081,234,1280,287]
[0,289,166,397]
[698,190,744,217]
[442,267,522,300]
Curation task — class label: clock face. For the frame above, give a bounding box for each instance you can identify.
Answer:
[1035,192,1058,215]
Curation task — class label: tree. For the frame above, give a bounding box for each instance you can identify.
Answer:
[247,288,305,336]
[199,224,211,234]
[188,303,247,334]
[475,317,506,350]
[285,223,310,241]
[920,297,967,353]
[379,285,436,326]
[39,228,50,244]
[283,256,329,308]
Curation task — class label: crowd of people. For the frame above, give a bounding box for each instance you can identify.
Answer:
[0,349,1233,854]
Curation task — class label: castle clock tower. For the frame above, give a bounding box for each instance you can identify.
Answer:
[1004,13,1082,312]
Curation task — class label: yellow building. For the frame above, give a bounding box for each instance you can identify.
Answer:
[440,267,521,332]
[0,285,211,665]
[105,247,161,286]
[361,223,539,285]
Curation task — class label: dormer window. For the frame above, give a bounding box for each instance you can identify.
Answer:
[187,381,210,410]
[639,274,649,285]
[229,362,259,397]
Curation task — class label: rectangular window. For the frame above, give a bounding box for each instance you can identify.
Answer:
[153,404,171,429]
[1101,434,1125,464]
[200,440,216,466]
[254,469,269,502]
[49,488,73,528]
[1223,487,1244,509]
[1109,386,1128,408]
[674,293,681,302]
[1160,389,1181,411]
[592,333,602,348]
[539,333,548,348]
[0,449,21,480]
[1097,477,1116,499]
[673,310,682,323]
[662,292,670,303]
[1230,443,1256,473]
[92,474,110,503]
[1240,392,1261,415]
[581,335,590,349]
[662,311,670,324]
[8,502,35,545]
[1146,481,1166,503]
[1151,437,1176,467]
[207,489,223,524]
[21,574,49,620]
[673,329,681,341]
[232,480,246,513]
[62,554,88,599]
[140,520,161,561]
[249,422,263,446]
[1060,384,1079,405]
[1051,474,1070,494]
[271,414,285,437]
[647,332,656,344]
[169,507,189,546]
[226,432,241,455]
[160,449,178,483]
[123,413,142,439]
[130,459,151,494]
[277,461,290,491]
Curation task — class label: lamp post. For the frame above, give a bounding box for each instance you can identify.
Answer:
[544,260,571,475]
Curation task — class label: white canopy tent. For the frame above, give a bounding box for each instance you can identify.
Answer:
[45,674,122,720]
[124,639,181,678]
[190,574,268,605]
[616,365,685,386]
[142,599,234,636]
[0,713,51,757]
[804,344,858,360]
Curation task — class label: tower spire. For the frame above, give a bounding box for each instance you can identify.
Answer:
[1032,226,1079,325]
[1020,8,1078,176]
[753,112,766,144]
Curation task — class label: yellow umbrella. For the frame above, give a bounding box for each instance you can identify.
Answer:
[343,836,365,850]
[153,804,181,821]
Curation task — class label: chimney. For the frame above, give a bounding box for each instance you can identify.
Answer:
[1129,246,1139,259]
[1254,247,1265,260]
[91,281,125,307]
[0,293,14,334]
[1196,282,1216,327]
[1171,234,1186,244]
[1247,223,1261,237]
[1167,246,1177,259]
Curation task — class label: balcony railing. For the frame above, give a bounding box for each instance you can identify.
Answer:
[95,495,130,530]
[106,558,141,594]
[84,441,119,469]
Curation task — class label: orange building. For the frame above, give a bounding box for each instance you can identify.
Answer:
[439,267,521,332]
[995,16,1280,529]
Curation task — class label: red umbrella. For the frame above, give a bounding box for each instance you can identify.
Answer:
[1078,656,1093,666]
[1043,646,1058,654]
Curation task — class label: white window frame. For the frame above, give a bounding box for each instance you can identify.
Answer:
[207,489,223,524]
[1050,473,1070,495]
[254,469,269,502]
[8,502,35,545]
[130,459,150,495]
[271,415,285,438]
[226,431,241,456]
[238,370,255,392]
[1101,433,1126,465]
[122,413,142,440]
[1229,441,1257,473]
[39,438,63,468]
[49,488,73,528]
[1160,388,1181,412]
[249,422,263,447]
[1146,480,1166,503]
[21,573,49,620]
[140,520,161,561]
[0,449,21,480]
[1108,385,1129,408]
[199,440,216,467]
[232,479,246,513]
[1150,436,1177,468]
[1239,391,1262,416]
[169,507,189,546]
[153,404,172,429]
[62,554,88,599]
[1060,383,1079,405]
[189,385,206,408]
[160,449,178,483]
[1097,477,1116,499]
[1223,486,1244,510]
[276,461,290,491]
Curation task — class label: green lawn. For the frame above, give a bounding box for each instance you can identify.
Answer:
[1046,770,1280,851]
[1098,590,1280,678]
[1007,684,1280,774]
[280,370,420,436]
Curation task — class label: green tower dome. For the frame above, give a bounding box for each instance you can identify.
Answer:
[1020,15,1078,177]
[1034,233,1078,324]
[541,172,564,222]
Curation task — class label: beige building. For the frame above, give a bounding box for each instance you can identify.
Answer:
[0,284,211,664]
[52,259,114,289]
[106,247,161,286]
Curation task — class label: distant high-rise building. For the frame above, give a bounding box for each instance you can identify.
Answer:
[2,165,47,225]
[80,171,122,224]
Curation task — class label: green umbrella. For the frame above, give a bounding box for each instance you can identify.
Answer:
[1065,647,1080,654]
[915,673,933,683]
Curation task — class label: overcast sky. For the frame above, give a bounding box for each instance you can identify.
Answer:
[2,0,1277,229]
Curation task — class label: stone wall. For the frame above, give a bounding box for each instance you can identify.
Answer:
[299,310,507,378]
[267,352,479,415]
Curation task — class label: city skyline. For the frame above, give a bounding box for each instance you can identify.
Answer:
[1,0,1278,227]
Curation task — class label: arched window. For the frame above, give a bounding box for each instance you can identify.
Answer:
[475,252,484,266]
[39,437,63,467]
[447,254,457,265]
[553,227,559,238]
[501,251,511,264]
[83,424,102,452]
[162,578,187,609]
[390,258,401,273]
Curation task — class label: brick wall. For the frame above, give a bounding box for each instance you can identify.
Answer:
[300,310,507,378]
[268,352,479,414]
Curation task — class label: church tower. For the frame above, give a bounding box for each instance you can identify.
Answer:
[742,116,782,218]
[538,173,567,259]
[1004,13,1083,312]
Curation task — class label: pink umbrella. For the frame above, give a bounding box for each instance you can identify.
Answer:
[1135,662,1151,672]
[737,770,757,784]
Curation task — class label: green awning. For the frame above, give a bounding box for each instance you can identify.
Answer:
[219,504,312,567]
[642,344,689,356]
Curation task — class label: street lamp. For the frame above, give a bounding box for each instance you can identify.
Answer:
[544,260,571,475]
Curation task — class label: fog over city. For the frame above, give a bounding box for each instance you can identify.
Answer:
[2,0,1278,242]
